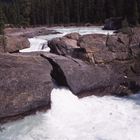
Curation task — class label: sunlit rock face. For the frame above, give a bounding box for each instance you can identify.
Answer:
[1,88,140,140]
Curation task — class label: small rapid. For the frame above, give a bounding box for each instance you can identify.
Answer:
[20,26,113,53]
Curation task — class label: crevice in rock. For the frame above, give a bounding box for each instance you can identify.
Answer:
[40,54,69,87]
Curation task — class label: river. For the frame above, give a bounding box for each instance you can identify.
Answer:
[1,26,140,140]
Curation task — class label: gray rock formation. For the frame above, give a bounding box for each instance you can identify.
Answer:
[0,53,53,122]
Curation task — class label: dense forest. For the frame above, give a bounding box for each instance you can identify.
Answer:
[0,0,140,27]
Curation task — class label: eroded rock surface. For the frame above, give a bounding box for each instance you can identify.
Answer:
[0,53,53,122]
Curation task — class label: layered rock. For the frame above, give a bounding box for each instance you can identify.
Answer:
[0,53,53,122]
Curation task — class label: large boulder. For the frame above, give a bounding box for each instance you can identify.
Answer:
[0,53,53,122]
[103,17,123,30]
[41,53,140,97]
[49,33,108,63]
[48,33,88,61]
[48,37,79,55]
[6,35,30,53]
[106,28,140,59]
[77,34,116,63]
[0,35,30,53]
[48,33,110,62]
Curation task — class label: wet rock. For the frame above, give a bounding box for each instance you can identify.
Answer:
[0,53,53,122]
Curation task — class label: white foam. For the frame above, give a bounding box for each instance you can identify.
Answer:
[20,26,113,53]
[52,26,114,35]
[1,88,140,140]
[19,38,50,53]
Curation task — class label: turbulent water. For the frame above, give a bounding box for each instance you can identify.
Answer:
[1,27,140,140]
[20,26,113,53]
[1,88,140,140]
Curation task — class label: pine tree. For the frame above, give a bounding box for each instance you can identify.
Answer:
[0,0,140,26]
[0,6,4,35]
[19,0,31,27]
[105,0,116,18]
[94,0,106,23]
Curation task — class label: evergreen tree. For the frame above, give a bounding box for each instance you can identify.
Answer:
[94,0,106,23]
[0,6,4,34]
[0,0,139,26]
[19,0,31,27]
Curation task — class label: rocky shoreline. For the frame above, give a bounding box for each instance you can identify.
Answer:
[0,27,140,123]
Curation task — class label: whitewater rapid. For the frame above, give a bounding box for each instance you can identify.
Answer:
[20,26,113,53]
[1,26,140,140]
[1,88,140,140]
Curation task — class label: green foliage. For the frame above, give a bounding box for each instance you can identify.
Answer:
[19,0,31,27]
[0,7,4,34]
[0,0,140,26]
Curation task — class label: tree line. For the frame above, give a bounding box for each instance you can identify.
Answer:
[0,0,140,29]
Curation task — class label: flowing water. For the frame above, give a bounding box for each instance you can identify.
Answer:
[20,26,113,53]
[1,88,140,140]
[1,27,140,140]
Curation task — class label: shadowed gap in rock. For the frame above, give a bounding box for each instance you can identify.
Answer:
[40,54,69,88]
